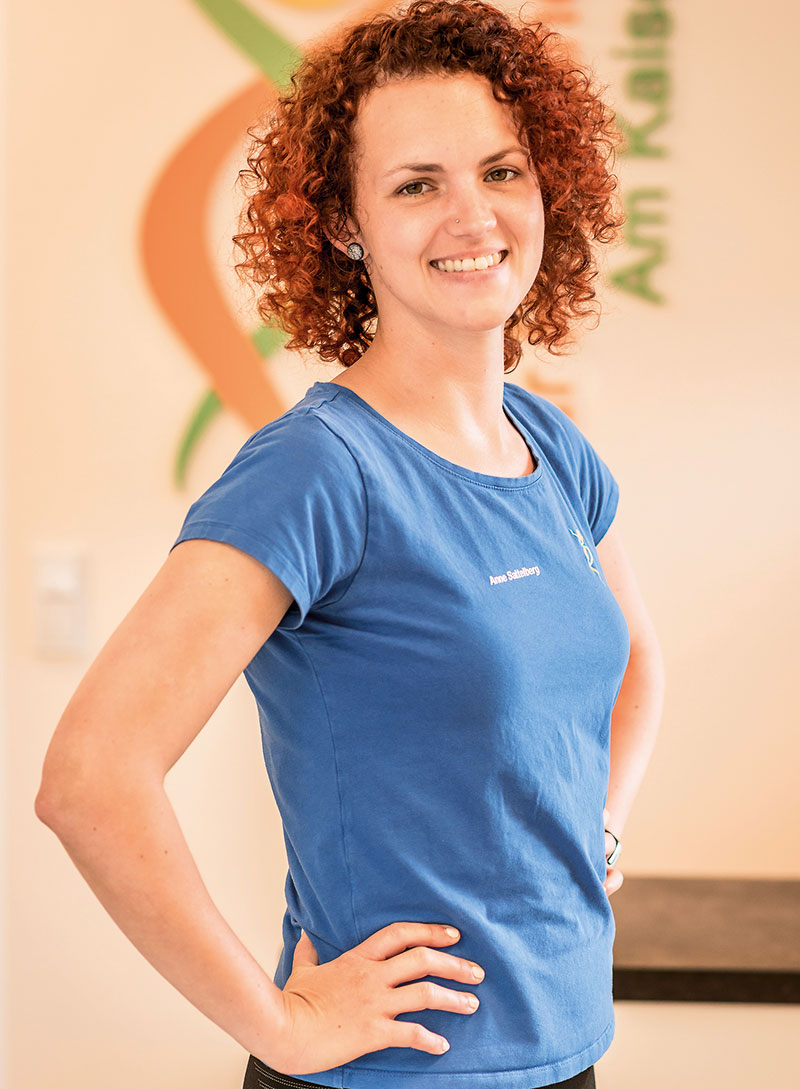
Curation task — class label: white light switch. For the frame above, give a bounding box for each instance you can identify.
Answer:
[34,546,88,657]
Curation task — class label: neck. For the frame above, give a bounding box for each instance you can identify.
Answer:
[333,324,511,451]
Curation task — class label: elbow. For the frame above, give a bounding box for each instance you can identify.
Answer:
[35,772,116,846]
[33,786,52,828]
[35,771,80,836]
[35,748,105,839]
[35,716,113,835]
[35,746,162,841]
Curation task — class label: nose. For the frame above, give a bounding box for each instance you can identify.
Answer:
[447,182,497,237]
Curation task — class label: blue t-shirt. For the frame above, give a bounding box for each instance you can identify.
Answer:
[172,380,631,1089]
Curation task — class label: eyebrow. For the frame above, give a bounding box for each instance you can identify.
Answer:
[381,146,528,180]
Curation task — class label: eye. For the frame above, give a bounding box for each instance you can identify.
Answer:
[397,180,433,197]
[486,167,520,182]
[398,167,522,198]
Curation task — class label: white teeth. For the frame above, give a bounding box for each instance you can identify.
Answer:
[432,250,505,273]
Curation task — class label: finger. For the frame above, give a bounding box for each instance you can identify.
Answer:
[387,1018,451,1056]
[388,979,480,1018]
[603,868,624,896]
[359,921,461,963]
[382,944,485,989]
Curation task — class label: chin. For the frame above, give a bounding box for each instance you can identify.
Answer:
[444,307,517,330]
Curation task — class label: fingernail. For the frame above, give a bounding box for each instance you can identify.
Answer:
[445,927,460,938]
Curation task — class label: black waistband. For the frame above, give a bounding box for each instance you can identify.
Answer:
[242,1055,596,1089]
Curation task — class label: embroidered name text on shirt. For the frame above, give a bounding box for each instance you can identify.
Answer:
[489,564,541,586]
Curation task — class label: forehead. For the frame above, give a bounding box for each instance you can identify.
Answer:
[352,73,521,166]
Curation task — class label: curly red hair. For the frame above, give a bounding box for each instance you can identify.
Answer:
[233,0,624,371]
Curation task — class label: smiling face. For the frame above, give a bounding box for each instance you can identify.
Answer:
[341,71,545,344]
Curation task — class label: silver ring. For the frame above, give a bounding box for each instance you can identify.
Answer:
[605,830,621,867]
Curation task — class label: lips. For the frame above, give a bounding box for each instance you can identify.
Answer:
[430,249,508,273]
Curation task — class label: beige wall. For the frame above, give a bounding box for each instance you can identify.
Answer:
[4,1,799,1087]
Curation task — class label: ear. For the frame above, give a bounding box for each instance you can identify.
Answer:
[324,227,350,257]
[323,212,363,258]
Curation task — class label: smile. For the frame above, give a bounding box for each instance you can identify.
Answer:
[430,249,508,273]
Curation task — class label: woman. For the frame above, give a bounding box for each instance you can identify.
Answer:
[35,2,665,1088]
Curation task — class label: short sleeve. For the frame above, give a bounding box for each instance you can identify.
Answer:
[170,409,367,630]
[536,396,620,545]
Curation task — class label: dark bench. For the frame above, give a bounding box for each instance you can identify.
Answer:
[610,877,800,1003]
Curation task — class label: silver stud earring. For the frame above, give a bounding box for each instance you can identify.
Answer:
[347,242,364,260]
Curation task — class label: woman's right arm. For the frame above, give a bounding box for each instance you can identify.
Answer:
[34,538,298,1063]
[34,538,483,1073]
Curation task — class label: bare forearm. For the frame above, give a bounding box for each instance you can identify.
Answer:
[605,636,665,837]
[36,778,285,1064]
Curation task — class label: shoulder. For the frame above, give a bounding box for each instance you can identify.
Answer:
[202,397,366,514]
[238,397,361,475]
[503,381,589,460]
[181,395,368,534]
[504,381,575,429]
[504,381,619,543]
[174,392,368,626]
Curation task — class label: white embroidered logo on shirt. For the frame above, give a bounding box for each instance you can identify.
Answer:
[570,528,602,578]
[489,565,540,586]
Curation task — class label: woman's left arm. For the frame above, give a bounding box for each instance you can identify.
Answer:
[595,519,666,893]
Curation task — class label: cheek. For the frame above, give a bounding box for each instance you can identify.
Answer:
[510,190,545,240]
[535,215,545,249]
[516,205,545,265]
[522,204,546,281]
[529,195,546,236]
[531,210,546,260]
[372,223,434,275]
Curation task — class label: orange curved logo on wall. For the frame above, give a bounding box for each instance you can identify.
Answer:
[138,0,393,486]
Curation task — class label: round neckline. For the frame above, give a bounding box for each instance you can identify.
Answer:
[311,381,545,489]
